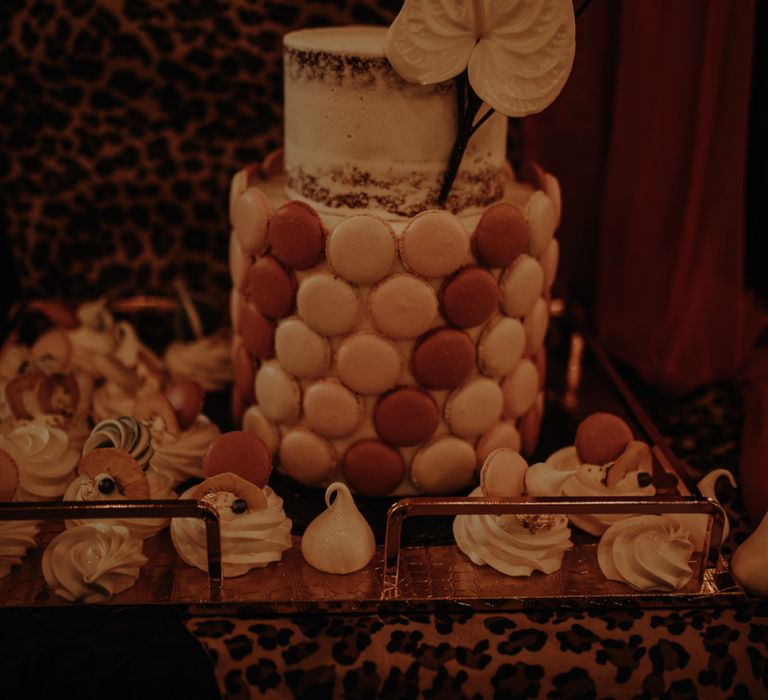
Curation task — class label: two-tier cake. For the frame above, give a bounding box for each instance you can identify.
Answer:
[228,22,565,496]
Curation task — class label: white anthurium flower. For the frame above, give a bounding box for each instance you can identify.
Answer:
[386,0,576,117]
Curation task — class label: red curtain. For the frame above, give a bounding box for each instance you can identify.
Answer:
[595,0,762,393]
[526,1,768,520]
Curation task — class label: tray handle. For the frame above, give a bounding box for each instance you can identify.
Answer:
[382,495,727,599]
[0,499,223,600]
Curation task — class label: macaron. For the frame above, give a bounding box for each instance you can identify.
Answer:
[268,200,325,270]
[519,393,544,456]
[303,380,363,439]
[78,448,150,500]
[327,215,396,284]
[202,430,273,488]
[411,436,476,495]
[247,255,296,320]
[444,378,504,438]
[374,386,439,446]
[575,413,634,465]
[480,448,528,498]
[440,266,499,329]
[478,316,525,377]
[241,405,280,455]
[523,297,550,356]
[279,428,337,486]
[472,202,529,268]
[229,231,251,291]
[476,421,522,463]
[296,272,360,337]
[341,439,405,497]
[525,190,557,257]
[0,448,20,502]
[543,172,562,227]
[232,186,270,256]
[238,301,275,360]
[412,327,476,390]
[231,386,246,427]
[500,255,544,318]
[232,337,257,403]
[501,359,539,418]
[539,238,559,293]
[166,379,205,431]
[336,332,403,395]
[230,289,244,334]
[254,361,301,425]
[229,169,248,222]
[399,210,469,278]
[274,317,330,379]
[368,274,438,340]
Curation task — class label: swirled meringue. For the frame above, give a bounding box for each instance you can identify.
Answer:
[42,523,147,603]
[146,416,220,489]
[171,485,292,577]
[597,515,694,592]
[0,520,40,578]
[453,486,572,576]
[164,335,233,393]
[63,468,175,540]
[0,421,80,500]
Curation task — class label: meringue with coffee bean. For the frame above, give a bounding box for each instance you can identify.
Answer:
[171,431,291,577]
[0,448,41,578]
[453,448,573,576]
[134,382,220,489]
[63,420,175,539]
[526,413,656,536]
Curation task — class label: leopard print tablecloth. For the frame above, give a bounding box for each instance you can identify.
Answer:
[185,383,767,699]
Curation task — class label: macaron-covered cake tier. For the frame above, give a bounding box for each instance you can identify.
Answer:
[228,25,562,496]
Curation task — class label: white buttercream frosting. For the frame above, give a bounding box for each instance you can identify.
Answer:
[63,469,175,540]
[453,486,572,576]
[597,515,694,592]
[172,485,292,577]
[164,335,233,392]
[0,421,80,501]
[149,415,221,488]
[42,523,147,603]
[0,520,40,578]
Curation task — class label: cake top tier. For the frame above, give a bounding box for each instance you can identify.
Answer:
[284,25,386,56]
[282,25,509,219]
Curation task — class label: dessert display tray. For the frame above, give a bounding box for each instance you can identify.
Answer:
[0,305,746,612]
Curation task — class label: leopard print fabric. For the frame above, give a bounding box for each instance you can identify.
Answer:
[1,0,400,303]
[186,384,764,699]
[189,605,768,699]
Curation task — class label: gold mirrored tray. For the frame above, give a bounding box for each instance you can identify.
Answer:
[0,303,748,611]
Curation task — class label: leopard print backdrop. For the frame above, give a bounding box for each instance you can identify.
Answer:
[0,0,401,305]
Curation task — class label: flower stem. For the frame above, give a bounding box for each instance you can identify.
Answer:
[437,72,495,208]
